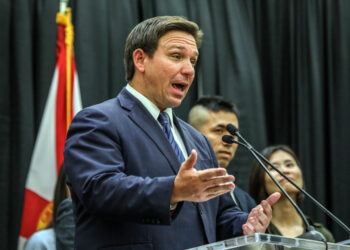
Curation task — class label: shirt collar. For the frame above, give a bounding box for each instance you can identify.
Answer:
[126,84,174,127]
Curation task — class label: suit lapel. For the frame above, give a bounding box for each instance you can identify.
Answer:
[173,115,192,157]
[118,88,181,174]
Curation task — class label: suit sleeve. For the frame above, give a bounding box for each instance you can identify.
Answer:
[216,193,248,239]
[64,108,174,224]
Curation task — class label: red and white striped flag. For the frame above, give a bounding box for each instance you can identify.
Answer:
[18,7,82,249]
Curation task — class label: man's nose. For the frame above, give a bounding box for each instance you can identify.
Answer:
[181,60,195,78]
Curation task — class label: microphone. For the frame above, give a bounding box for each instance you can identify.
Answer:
[223,125,334,242]
[224,123,350,239]
[222,135,245,146]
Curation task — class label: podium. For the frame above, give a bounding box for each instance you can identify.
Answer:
[187,233,350,250]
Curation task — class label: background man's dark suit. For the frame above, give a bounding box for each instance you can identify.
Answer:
[233,186,256,213]
[64,89,248,250]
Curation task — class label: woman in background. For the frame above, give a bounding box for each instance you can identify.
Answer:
[249,144,334,242]
[25,165,74,250]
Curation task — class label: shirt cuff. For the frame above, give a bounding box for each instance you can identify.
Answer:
[170,203,177,211]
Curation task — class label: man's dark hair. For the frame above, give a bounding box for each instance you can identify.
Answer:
[195,96,239,115]
[124,16,203,82]
[188,96,239,131]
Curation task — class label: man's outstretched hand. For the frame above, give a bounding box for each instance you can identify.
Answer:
[171,149,235,204]
[242,192,281,235]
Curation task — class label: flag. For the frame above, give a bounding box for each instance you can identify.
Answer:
[18,7,82,249]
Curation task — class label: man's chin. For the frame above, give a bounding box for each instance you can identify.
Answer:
[218,160,229,169]
[168,98,183,108]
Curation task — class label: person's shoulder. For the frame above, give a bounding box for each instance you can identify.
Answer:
[72,95,123,126]
[76,87,140,118]
[307,217,335,243]
[313,222,335,242]
[24,228,55,250]
[28,228,55,240]
[80,97,119,115]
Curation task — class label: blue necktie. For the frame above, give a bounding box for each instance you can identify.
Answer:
[158,112,185,164]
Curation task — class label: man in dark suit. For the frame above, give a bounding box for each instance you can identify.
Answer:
[188,96,257,213]
[64,16,280,250]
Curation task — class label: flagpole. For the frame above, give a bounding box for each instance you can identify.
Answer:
[60,0,69,13]
[58,0,73,130]
[65,9,73,131]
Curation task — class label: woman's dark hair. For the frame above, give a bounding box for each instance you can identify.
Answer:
[51,164,69,229]
[248,144,305,203]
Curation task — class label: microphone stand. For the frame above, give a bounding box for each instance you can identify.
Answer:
[223,123,350,240]
[222,135,326,242]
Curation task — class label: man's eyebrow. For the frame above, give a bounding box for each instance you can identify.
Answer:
[214,124,226,129]
[168,45,199,56]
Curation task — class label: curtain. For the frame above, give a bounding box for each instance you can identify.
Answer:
[1,0,58,248]
[1,0,349,248]
[252,0,350,240]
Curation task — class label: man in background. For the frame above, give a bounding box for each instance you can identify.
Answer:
[189,96,256,213]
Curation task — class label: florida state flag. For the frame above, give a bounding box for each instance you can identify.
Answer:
[18,7,82,249]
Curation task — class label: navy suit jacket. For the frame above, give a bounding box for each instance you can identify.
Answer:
[64,88,248,250]
[233,186,257,213]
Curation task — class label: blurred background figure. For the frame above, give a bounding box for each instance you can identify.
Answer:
[24,166,74,250]
[189,96,256,213]
[249,144,335,242]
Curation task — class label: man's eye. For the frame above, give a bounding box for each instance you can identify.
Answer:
[172,54,181,59]
[213,129,223,134]
[191,59,197,66]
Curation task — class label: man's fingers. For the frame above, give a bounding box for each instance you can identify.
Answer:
[198,168,232,181]
[266,192,281,206]
[242,222,255,235]
[244,194,278,235]
[181,149,197,170]
[204,175,235,187]
[205,183,235,197]
[206,189,230,199]
[255,207,269,227]
[248,216,264,232]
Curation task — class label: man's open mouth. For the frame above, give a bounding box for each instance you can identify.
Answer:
[172,83,186,91]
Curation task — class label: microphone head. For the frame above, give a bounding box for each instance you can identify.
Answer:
[226,123,239,136]
[222,135,234,144]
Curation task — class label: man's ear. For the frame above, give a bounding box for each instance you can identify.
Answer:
[133,48,147,73]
